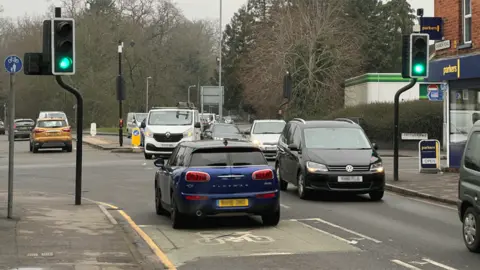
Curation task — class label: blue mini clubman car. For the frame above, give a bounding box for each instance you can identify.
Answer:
[153,139,280,229]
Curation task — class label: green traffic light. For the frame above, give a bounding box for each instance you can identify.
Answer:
[413,63,425,74]
[58,57,73,70]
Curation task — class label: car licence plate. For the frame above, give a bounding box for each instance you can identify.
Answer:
[46,132,59,136]
[161,143,174,148]
[217,199,249,207]
[338,176,363,182]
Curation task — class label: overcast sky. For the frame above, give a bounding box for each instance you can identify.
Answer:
[3,0,434,27]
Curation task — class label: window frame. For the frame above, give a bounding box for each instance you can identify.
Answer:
[464,131,480,172]
[463,0,472,44]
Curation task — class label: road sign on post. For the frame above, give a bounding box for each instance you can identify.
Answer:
[4,55,22,219]
[427,84,443,101]
[4,55,23,74]
[200,86,224,114]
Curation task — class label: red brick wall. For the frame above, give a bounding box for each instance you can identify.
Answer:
[435,0,480,57]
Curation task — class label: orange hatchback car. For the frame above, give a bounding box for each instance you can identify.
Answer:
[30,118,73,153]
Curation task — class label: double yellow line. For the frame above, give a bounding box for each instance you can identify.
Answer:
[97,201,177,269]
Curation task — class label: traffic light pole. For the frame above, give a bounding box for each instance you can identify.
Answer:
[56,76,83,205]
[393,78,417,181]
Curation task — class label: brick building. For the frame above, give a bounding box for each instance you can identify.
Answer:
[427,0,480,168]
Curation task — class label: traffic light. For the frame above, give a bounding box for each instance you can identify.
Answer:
[51,18,75,75]
[409,33,429,78]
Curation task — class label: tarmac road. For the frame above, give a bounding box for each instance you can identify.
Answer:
[0,135,478,269]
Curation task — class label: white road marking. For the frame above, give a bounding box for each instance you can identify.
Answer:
[387,192,456,210]
[280,204,290,209]
[98,204,117,225]
[391,259,422,269]
[243,252,293,257]
[296,221,358,245]
[422,258,458,270]
[293,218,382,243]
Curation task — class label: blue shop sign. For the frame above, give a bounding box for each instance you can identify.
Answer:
[427,54,480,82]
[420,17,443,40]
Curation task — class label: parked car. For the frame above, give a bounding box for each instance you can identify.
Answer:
[458,120,480,252]
[275,118,385,200]
[153,139,280,229]
[14,118,35,139]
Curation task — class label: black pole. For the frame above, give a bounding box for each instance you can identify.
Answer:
[393,78,417,181]
[118,41,123,147]
[56,76,83,205]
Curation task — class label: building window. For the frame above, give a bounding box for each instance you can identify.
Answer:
[463,0,472,43]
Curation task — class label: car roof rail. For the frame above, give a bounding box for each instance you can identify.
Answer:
[335,118,357,124]
[292,118,306,123]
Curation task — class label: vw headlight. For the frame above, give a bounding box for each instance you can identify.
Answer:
[144,128,153,138]
[306,161,328,173]
[183,128,193,137]
[370,162,384,173]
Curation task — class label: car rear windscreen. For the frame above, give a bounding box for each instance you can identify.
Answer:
[15,120,34,125]
[189,147,268,167]
[37,120,67,128]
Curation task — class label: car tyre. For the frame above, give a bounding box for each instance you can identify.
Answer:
[297,173,310,200]
[262,210,280,226]
[369,190,384,201]
[463,207,480,253]
[155,186,168,215]
[66,145,73,152]
[29,142,33,152]
[171,195,187,229]
[144,152,153,159]
[276,164,288,191]
[32,145,39,153]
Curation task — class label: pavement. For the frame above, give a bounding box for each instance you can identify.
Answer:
[0,135,476,269]
[0,191,160,269]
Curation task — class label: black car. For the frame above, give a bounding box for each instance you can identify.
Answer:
[14,118,35,139]
[201,123,246,141]
[275,118,385,201]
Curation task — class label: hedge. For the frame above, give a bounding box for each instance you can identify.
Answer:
[322,101,443,144]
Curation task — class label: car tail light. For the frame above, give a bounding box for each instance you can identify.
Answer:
[185,171,210,182]
[256,192,276,199]
[62,127,71,132]
[252,169,273,180]
[13,124,16,128]
[34,128,45,133]
[185,195,208,200]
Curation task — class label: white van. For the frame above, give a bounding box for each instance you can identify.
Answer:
[143,104,202,159]
[38,111,69,125]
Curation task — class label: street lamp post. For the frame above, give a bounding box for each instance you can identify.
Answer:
[187,85,196,104]
[146,76,152,112]
[218,0,223,119]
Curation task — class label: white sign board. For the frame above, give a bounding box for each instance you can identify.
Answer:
[435,40,451,51]
[201,86,224,105]
[90,123,97,136]
[401,133,428,140]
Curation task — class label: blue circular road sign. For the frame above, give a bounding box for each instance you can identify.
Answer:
[133,129,140,136]
[4,55,22,73]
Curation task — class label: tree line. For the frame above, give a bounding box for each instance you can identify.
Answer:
[0,0,416,126]
[0,0,218,127]
[219,0,416,119]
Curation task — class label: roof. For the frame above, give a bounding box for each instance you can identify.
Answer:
[296,120,361,129]
[37,117,66,121]
[181,139,259,150]
[254,119,286,123]
[150,108,197,112]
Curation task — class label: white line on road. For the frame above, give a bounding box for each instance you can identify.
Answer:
[280,204,290,209]
[242,252,293,257]
[98,204,118,225]
[295,221,358,245]
[422,258,458,270]
[293,218,382,243]
[391,259,422,269]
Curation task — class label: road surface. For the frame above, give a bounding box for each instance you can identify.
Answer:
[0,136,477,269]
